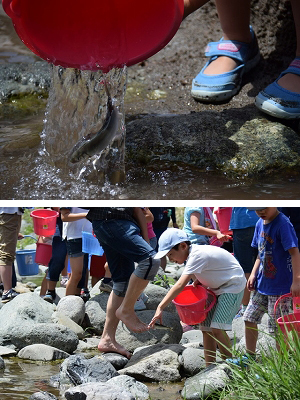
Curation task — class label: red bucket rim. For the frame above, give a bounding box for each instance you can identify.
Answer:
[172,285,208,306]
[30,209,59,218]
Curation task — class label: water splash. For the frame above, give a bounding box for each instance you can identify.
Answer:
[40,65,127,183]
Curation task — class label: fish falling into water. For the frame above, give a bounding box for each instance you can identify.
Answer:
[70,81,122,163]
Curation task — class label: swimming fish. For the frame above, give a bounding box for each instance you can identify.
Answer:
[70,81,121,163]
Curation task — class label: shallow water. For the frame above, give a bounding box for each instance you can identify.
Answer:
[0,357,184,400]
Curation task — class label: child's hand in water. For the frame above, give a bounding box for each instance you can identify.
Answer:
[148,307,163,329]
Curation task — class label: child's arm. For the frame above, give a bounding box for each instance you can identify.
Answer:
[289,247,300,297]
[148,273,193,328]
[141,207,154,223]
[60,208,87,222]
[133,207,149,243]
[247,255,260,291]
[190,212,230,243]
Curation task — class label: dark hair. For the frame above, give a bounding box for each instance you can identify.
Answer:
[172,241,191,250]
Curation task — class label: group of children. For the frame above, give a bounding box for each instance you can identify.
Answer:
[149,207,300,366]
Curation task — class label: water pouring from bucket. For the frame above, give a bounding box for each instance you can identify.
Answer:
[2,0,184,181]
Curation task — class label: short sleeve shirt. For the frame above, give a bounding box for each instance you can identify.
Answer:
[182,244,246,295]
[251,212,298,295]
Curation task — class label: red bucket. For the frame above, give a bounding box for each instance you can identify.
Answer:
[172,285,216,325]
[274,293,300,338]
[2,0,184,72]
[214,207,233,235]
[30,209,58,236]
[35,242,52,266]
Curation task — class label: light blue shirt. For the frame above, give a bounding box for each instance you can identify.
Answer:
[183,207,209,245]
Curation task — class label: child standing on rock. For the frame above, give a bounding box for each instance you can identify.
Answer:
[149,228,246,366]
[228,207,300,364]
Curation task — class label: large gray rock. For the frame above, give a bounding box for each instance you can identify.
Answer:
[62,375,150,400]
[183,363,231,400]
[59,354,119,386]
[85,292,110,335]
[56,295,85,325]
[0,292,54,330]
[119,343,185,382]
[0,292,78,353]
[18,344,69,361]
[0,323,78,353]
[64,382,136,400]
[143,283,177,312]
[115,310,183,353]
[126,114,300,178]
[179,347,206,377]
[51,311,86,339]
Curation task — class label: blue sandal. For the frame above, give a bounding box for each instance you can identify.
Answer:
[191,26,260,102]
[255,58,300,119]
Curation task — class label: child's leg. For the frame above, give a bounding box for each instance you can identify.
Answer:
[205,0,252,75]
[211,328,232,359]
[245,321,258,355]
[183,0,210,19]
[202,331,217,365]
[66,255,84,296]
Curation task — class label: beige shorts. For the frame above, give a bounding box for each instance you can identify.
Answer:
[0,213,22,265]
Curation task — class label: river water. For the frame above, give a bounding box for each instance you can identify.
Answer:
[1,11,300,199]
[0,357,184,400]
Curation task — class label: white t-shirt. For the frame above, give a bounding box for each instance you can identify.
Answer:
[62,207,92,240]
[182,244,246,295]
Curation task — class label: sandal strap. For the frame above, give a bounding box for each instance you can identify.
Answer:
[205,39,253,63]
[280,58,300,77]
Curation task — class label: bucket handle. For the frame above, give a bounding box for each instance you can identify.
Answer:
[205,289,217,313]
[21,234,37,241]
[274,292,292,316]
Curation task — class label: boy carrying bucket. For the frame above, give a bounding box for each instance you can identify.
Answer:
[148,228,246,365]
[228,207,300,364]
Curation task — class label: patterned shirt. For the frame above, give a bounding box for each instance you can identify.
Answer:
[86,207,136,224]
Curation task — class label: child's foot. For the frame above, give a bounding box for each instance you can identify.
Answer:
[115,306,149,333]
[98,337,132,359]
[191,26,260,103]
[255,58,300,119]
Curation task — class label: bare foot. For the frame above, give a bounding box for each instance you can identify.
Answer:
[98,338,132,359]
[116,306,149,333]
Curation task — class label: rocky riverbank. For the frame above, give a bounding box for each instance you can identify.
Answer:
[0,274,275,400]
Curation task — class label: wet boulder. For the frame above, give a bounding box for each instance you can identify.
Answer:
[59,354,119,386]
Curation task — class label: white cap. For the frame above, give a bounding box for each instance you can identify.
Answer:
[154,228,189,259]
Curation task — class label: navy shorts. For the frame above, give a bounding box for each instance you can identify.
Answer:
[233,227,257,274]
[66,238,83,258]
